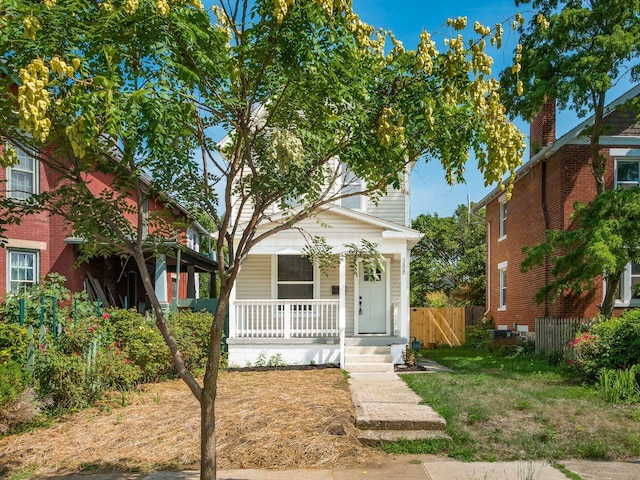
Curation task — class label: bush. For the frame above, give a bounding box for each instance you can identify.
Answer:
[0,360,29,410]
[463,324,491,349]
[170,310,213,371]
[570,310,640,379]
[105,309,171,382]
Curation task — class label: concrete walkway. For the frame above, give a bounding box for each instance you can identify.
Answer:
[348,372,448,443]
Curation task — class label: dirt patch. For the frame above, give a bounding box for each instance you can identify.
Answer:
[0,369,379,476]
[394,364,427,372]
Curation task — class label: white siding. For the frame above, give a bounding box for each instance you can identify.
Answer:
[236,255,271,299]
[389,257,401,334]
[367,185,407,226]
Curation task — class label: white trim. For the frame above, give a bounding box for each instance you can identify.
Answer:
[271,254,318,299]
[6,248,40,293]
[611,148,640,157]
[498,261,507,311]
[353,257,391,335]
[339,256,346,369]
[569,136,640,146]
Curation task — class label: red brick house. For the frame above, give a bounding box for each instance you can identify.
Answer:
[1,141,217,311]
[475,84,640,335]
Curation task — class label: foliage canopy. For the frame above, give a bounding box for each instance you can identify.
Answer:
[0,1,525,477]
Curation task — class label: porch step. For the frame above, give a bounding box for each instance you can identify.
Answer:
[357,429,450,445]
[344,346,394,373]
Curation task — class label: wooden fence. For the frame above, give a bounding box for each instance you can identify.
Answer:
[410,307,467,347]
[535,317,597,357]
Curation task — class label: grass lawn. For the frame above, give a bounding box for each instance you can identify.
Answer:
[387,347,640,462]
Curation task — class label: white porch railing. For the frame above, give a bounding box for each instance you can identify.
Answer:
[233,300,340,338]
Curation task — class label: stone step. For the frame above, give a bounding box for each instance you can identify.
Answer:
[344,345,391,355]
[357,429,451,445]
[344,362,395,373]
[354,403,447,431]
[343,353,393,364]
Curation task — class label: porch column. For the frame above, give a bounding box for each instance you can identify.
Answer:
[399,249,409,340]
[339,255,346,369]
[155,254,170,312]
[228,277,237,339]
[186,265,196,299]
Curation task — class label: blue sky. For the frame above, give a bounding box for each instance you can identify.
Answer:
[352,1,636,218]
[352,0,528,218]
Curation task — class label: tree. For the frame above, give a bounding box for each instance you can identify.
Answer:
[521,188,640,317]
[500,0,640,194]
[0,1,525,478]
[410,204,485,307]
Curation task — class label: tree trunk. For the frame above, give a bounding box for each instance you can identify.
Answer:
[199,287,230,480]
[601,272,621,318]
[200,388,217,480]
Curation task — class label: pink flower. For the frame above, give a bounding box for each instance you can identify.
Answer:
[68,317,74,322]
[74,351,80,357]
[125,358,131,364]
[88,327,94,333]
[102,313,110,320]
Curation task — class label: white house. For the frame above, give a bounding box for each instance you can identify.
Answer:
[226,166,422,372]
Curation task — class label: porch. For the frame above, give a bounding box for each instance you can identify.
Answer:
[226,299,407,369]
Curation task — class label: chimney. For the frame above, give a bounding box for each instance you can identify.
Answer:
[529,98,556,158]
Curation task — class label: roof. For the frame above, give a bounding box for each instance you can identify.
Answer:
[239,202,424,249]
[475,83,640,210]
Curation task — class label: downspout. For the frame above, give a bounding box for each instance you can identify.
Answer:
[484,221,491,317]
[541,160,550,317]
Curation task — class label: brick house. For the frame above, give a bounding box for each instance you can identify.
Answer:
[1,140,217,311]
[475,84,640,335]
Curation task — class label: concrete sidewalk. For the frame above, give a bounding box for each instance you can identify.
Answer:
[32,455,640,480]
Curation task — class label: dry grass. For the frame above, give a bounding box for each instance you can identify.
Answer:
[0,369,377,476]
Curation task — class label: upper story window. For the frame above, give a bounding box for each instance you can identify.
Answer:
[277,255,314,299]
[7,249,39,293]
[6,144,38,200]
[498,261,507,311]
[498,194,507,240]
[187,227,200,251]
[340,163,365,211]
[615,159,640,189]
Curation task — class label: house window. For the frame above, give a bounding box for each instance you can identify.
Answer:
[141,198,149,238]
[7,249,39,293]
[277,255,314,299]
[498,196,507,240]
[498,261,507,310]
[6,144,38,200]
[340,163,364,211]
[615,261,640,305]
[615,160,640,189]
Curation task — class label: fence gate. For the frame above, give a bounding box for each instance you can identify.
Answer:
[410,307,465,347]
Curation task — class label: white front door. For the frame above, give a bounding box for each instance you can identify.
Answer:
[357,263,388,334]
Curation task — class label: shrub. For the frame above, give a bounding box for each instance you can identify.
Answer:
[106,309,171,382]
[570,310,640,379]
[463,324,491,349]
[170,310,213,371]
[35,338,141,411]
[0,361,29,410]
